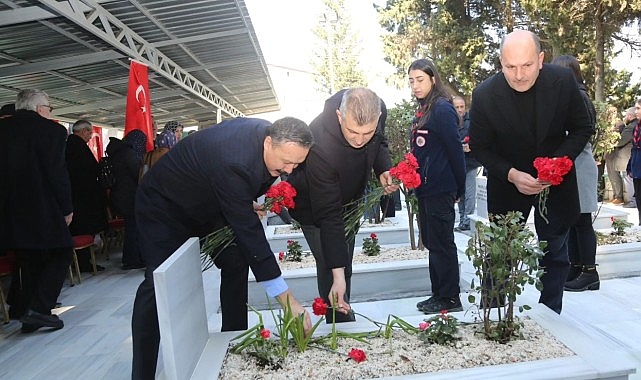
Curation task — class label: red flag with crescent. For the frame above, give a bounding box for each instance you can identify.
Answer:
[124,61,153,151]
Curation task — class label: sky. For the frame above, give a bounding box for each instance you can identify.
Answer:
[244,0,641,122]
[244,0,409,123]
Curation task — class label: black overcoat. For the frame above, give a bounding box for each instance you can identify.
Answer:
[469,64,594,224]
[287,89,391,269]
[66,133,107,235]
[0,110,73,249]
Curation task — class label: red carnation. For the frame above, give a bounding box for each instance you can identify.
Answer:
[347,348,367,363]
[264,181,297,214]
[370,233,377,239]
[312,297,328,316]
[533,156,573,223]
[260,328,270,339]
[389,153,421,190]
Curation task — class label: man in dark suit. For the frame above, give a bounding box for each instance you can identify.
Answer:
[0,89,74,332]
[287,88,398,323]
[131,116,314,379]
[66,119,108,271]
[469,30,593,314]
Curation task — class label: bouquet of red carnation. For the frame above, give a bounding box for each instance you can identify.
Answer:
[389,152,421,190]
[344,152,421,236]
[200,181,298,269]
[263,181,296,214]
[533,156,573,224]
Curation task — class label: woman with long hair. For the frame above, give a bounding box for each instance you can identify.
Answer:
[408,59,466,314]
[551,55,600,292]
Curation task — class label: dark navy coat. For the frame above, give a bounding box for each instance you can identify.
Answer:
[135,118,281,281]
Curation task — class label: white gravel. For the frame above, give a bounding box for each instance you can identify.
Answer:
[218,317,574,379]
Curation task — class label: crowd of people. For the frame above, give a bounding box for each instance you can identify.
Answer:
[1,28,640,380]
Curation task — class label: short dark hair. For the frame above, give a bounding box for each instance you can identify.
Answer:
[267,117,314,148]
[551,55,584,84]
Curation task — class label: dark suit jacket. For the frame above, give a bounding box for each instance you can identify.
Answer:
[288,89,391,269]
[135,118,281,281]
[0,110,73,249]
[469,64,593,223]
[66,133,107,235]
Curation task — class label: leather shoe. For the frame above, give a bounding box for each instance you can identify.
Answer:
[564,270,600,292]
[20,310,63,332]
[416,295,439,310]
[610,198,624,205]
[420,296,463,314]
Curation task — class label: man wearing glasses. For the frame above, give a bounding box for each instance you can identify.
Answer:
[0,89,74,332]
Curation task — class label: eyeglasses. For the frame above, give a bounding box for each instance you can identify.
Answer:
[39,104,53,112]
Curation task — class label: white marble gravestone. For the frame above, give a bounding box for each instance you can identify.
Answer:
[154,237,225,380]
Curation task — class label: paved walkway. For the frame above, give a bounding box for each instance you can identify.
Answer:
[0,200,640,379]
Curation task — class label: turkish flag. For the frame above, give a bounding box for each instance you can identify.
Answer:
[124,61,154,151]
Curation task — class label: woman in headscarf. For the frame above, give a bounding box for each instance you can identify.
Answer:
[163,120,183,141]
[139,126,178,179]
[106,129,147,270]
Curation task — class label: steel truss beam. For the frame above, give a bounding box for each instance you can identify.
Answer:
[38,0,244,118]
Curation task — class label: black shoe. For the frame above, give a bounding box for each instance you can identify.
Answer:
[121,263,145,270]
[457,224,470,231]
[79,264,105,273]
[564,270,600,292]
[20,310,63,332]
[325,309,356,324]
[420,296,463,314]
[566,264,582,282]
[416,295,439,310]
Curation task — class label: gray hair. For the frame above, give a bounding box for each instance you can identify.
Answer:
[338,88,381,126]
[15,89,49,112]
[72,119,92,132]
[267,117,314,148]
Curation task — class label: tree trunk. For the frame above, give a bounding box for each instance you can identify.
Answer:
[594,3,606,102]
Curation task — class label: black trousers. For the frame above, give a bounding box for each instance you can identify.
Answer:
[417,192,460,299]
[15,247,72,315]
[122,216,143,266]
[130,243,249,380]
[301,225,355,322]
[568,213,597,266]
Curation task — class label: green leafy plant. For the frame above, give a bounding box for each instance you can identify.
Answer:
[282,239,303,262]
[465,211,546,343]
[611,216,633,236]
[417,310,460,345]
[361,233,381,256]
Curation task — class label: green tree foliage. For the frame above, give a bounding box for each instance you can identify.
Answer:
[377,0,641,105]
[311,0,368,94]
[385,99,415,164]
[377,0,494,95]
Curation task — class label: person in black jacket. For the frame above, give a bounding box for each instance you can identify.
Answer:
[0,89,73,332]
[106,129,147,270]
[287,88,398,323]
[469,31,593,313]
[131,117,314,380]
[66,119,108,271]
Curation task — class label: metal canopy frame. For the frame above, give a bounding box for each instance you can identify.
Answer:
[0,0,280,128]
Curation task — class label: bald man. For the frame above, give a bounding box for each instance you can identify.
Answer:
[469,30,593,313]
